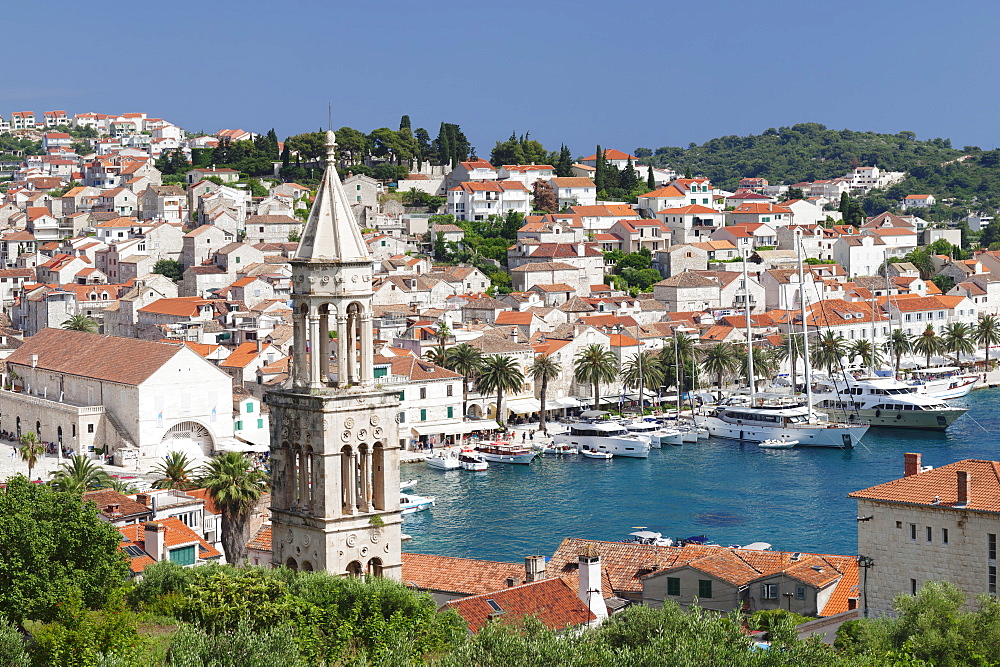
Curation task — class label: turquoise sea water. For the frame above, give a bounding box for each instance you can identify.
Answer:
[402,388,999,562]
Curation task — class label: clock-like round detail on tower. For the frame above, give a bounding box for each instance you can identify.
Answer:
[369,414,380,426]
[360,546,369,556]
[372,427,383,438]
[285,527,295,543]
[345,417,355,429]
[321,275,330,284]
[394,413,401,423]
[370,530,381,544]
[357,429,367,440]
[302,533,311,547]
[322,419,329,431]
[351,275,358,283]
[341,430,351,442]
[346,534,358,547]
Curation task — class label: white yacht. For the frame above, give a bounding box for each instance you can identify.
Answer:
[904,367,979,400]
[473,441,537,465]
[811,374,966,430]
[425,451,460,470]
[552,422,651,458]
[399,493,435,515]
[622,421,663,448]
[702,399,869,448]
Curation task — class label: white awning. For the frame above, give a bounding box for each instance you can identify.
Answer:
[216,438,269,453]
[505,398,542,414]
[411,420,501,436]
[553,397,584,408]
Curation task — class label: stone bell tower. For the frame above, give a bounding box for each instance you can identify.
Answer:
[265,131,402,579]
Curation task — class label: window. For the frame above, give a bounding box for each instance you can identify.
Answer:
[399,391,405,401]
[795,585,806,600]
[257,418,263,429]
[169,544,196,566]
[943,528,949,544]
[246,403,253,413]
[667,577,681,596]
[698,580,713,599]
[420,387,427,400]
[447,385,453,397]
[927,526,933,542]
[398,412,405,423]
[990,534,997,561]
[911,579,918,595]
[419,409,426,422]
[910,524,917,541]
[235,420,242,430]
[87,423,94,433]
[762,584,779,600]
[447,407,453,419]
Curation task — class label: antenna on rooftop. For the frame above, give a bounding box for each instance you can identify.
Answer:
[327,103,332,133]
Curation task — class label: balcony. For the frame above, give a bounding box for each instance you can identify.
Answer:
[1,388,105,416]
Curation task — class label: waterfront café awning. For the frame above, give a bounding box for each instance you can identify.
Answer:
[552,396,584,408]
[500,397,542,414]
[216,438,269,453]
[411,420,501,437]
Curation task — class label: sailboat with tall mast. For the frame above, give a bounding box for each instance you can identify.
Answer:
[701,243,870,448]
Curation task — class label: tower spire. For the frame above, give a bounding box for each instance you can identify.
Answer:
[294,130,369,263]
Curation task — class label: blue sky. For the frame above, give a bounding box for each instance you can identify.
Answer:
[5,0,996,156]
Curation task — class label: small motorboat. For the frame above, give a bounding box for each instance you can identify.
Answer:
[658,428,685,446]
[458,450,488,471]
[400,479,417,490]
[759,439,798,450]
[425,452,460,470]
[625,529,674,546]
[539,443,575,456]
[400,493,435,515]
[679,428,700,444]
[581,448,613,459]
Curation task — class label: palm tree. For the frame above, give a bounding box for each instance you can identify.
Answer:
[476,355,524,426]
[883,329,913,376]
[976,315,1000,367]
[423,346,448,367]
[913,324,943,369]
[621,351,665,406]
[150,451,197,490]
[849,339,884,372]
[445,343,482,419]
[773,332,806,393]
[699,342,740,394]
[106,478,139,494]
[61,314,98,333]
[528,354,561,433]
[574,344,618,411]
[18,431,45,480]
[50,455,111,494]
[738,345,779,391]
[941,322,976,365]
[810,331,847,374]
[196,452,269,565]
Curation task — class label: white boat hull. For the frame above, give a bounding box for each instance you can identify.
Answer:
[552,433,650,458]
[425,456,460,470]
[703,415,867,448]
[475,451,536,465]
[917,376,978,400]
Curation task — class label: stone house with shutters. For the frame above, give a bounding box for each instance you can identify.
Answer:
[850,453,1000,616]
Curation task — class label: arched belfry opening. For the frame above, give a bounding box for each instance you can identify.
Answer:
[265,129,402,581]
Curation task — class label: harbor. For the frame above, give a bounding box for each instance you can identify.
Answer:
[401,386,998,563]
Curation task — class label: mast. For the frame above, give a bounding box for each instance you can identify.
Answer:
[636,324,644,415]
[742,250,755,404]
[675,331,681,419]
[796,231,815,420]
[881,249,899,377]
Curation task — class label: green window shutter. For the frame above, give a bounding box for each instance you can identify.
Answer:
[169,544,196,566]
[420,409,426,422]
[698,580,712,599]
[374,367,387,379]
[257,419,263,429]
[246,403,253,413]
[667,577,680,596]
[447,407,453,418]
[399,391,405,401]
[235,421,242,430]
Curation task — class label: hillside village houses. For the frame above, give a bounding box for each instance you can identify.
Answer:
[0,110,996,468]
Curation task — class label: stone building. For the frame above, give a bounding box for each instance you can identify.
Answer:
[265,131,403,580]
[850,453,1000,616]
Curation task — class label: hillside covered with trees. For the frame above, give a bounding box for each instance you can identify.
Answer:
[637,123,965,191]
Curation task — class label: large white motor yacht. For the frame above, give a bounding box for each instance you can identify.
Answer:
[811,374,966,430]
[701,398,868,448]
[904,366,979,400]
[552,422,651,458]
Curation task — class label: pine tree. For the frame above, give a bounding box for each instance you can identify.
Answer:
[280,144,290,168]
[620,158,639,192]
[557,144,573,177]
[399,115,411,131]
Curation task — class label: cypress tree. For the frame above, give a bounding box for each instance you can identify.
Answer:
[399,115,411,131]
[647,163,656,189]
[594,145,605,191]
[621,158,638,192]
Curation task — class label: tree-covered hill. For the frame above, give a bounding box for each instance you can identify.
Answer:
[638,123,966,190]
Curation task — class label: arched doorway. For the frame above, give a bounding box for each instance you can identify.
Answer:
[301,561,314,571]
[285,557,298,571]
[158,421,214,459]
[467,403,483,420]
[346,560,363,577]
[367,558,383,578]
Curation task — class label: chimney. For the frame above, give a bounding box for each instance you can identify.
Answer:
[578,551,608,622]
[31,354,38,368]
[525,555,546,583]
[505,576,517,588]
[904,452,921,477]
[510,327,519,344]
[577,243,585,257]
[957,470,970,507]
[144,521,165,560]
[135,493,150,507]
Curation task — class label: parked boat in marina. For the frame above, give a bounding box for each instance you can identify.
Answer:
[702,401,868,448]
[552,422,651,458]
[905,366,979,400]
[425,451,460,470]
[458,449,489,471]
[581,448,613,459]
[399,492,435,514]
[811,373,966,430]
[758,439,798,449]
[473,441,537,464]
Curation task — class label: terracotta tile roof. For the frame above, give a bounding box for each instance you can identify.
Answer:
[389,355,461,380]
[509,261,578,273]
[849,459,1000,511]
[640,185,685,199]
[550,177,595,188]
[246,524,272,551]
[185,488,223,516]
[494,311,534,325]
[402,552,525,596]
[444,577,596,633]
[569,204,639,218]
[581,149,637,162]
[702,325,735,341]
[731,202,791,215]
[655,271,718,288]
[137,297,210,318]
[119,517,222,573]
[220,342,271,369]
[7,329,183,386]
[82,489,152,520]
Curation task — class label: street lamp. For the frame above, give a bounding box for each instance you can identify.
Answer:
[857,555,875,617]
